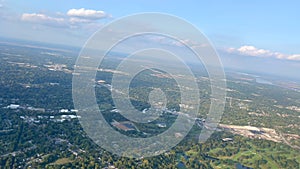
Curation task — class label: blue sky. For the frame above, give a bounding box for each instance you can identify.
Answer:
[0,0,300,78]
[1,1,299,49]
[1,1,300,50]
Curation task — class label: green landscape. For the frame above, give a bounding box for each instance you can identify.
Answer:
[0,40,299,168]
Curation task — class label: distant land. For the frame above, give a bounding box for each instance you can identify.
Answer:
[220,50,300,82]
[1,36,299,83]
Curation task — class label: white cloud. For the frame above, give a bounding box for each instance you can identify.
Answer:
[69,17,91,24]
[21,13,67,27]
[145,36,209,49]
[20,8,109,30]
[287,54,300,61]
[227,45,300,61]
[237,46,272,56]
[67,8,108,19]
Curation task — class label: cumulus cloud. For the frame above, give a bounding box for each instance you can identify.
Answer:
[287,54,300,61]
[145,36,209,49]
[227,45,300,61]
[21,13,67,27]
[67,8,108,19]
[69,17,91,24]
[20,8,110,30]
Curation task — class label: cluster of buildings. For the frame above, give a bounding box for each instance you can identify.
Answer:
[4,103,81,124]
[5,104,45,112]
[20,114,81,124]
